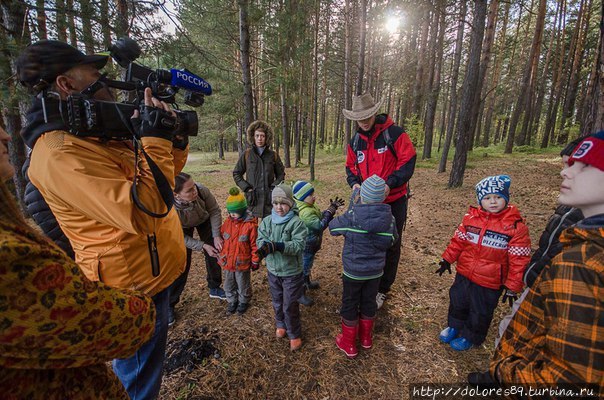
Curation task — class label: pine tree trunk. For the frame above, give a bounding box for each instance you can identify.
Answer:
[55,0,67,41]
[582,1,604,133]
[343,0,352,152]
[422,5,445,160]
[80,0,95,53]
[114,0,129,37]
[449,0,487,188]
[355,0,367,96]
[238,0,254,131]
[438,1,466,173]
[0,0,27,210]
[35,0,47,40]
[505,0,547,152]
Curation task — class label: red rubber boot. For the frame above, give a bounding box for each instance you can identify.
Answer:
[358,317,375,349]
[335,319,358,358]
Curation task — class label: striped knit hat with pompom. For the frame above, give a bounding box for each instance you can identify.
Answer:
[226,187,247,215]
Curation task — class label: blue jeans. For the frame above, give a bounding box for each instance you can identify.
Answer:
[113,287,169,400]
[302,251,316,277]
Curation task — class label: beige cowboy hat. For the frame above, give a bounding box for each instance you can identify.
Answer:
[342,93,383,121]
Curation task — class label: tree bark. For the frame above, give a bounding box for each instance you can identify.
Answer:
[449,0,487,188]
[422,4,445,160]
[438,1,466,173]
[238,0,254,131]
[582,1,604,133]
[0,0,28,211]
[505,0,547,152]
[35,0,47,40]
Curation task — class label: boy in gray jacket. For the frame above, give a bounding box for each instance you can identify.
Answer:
[329,175,397,358]
[257,183,307,351]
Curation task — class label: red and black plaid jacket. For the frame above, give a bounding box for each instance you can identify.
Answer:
[490,216,604,394]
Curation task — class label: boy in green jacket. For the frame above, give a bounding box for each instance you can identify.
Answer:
[257,183,308,351]
[292,180,344,306]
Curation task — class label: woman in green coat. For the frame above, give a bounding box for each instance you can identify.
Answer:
[233,120,286,218]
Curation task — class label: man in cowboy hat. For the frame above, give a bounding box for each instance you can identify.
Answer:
[343,93,416,309]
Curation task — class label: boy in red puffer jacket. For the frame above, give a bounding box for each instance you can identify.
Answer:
[217,188,260,315]
[435,175,531,351]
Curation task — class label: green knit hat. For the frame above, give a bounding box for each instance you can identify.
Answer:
[226,187,247,214]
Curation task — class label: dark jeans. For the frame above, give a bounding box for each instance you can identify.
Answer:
[340,275,381,321]
[447,273,502,345]
[113,287,169,400]
[302,250,316,277]
[379,195,407,294]
[169,220,222,307]
[267,271,304,339]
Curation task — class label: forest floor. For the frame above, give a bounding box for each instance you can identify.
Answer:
[160,146,563,400]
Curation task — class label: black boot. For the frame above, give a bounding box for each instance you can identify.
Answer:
[304,274,320,290]
[298,285,314,306]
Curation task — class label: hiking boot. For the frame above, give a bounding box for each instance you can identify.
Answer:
[209,287,227,300]
[376,292,387,309]
[336,320,358,358]
[275,328,286,338]
[304,274,320,290]
[168,307,175,327]
[438,327,459,344]
[450,337,473,351]
[290,338,303,351]
[298,294,314,307]
[237,302,249,315]
[227,302,238,314]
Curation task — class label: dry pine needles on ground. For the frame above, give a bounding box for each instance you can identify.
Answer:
[161,151,561,399]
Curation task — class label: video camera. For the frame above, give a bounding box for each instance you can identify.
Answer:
[64,37,211,140]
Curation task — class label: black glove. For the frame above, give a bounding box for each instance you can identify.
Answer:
[256,241,285,259]
[132,105,177,141]
[172,134,189,150]
[434,259,451,276]
[250,261,260,271]
[501,287,518,307]
[326,196,345,215]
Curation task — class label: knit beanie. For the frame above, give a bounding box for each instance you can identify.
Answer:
[475,175,511,205]
[292,180,315,201]
[568,131,604,172]
[226,187,247,215]
[272,182,294,207]
[360,174,386,204]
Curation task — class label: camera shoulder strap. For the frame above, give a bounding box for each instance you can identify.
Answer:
[130,138,174,218]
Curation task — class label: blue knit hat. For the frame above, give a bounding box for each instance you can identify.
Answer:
[292,180,315,201]
[475,175,511,205]
[360,175,386,204]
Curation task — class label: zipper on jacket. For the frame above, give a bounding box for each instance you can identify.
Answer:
[147,233,161,277]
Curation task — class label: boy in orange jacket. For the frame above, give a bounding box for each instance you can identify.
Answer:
[217,188,260,315]
[435,175,531,351]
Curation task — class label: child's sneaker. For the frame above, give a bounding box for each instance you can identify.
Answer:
[237,303,249,315]
[275,328,286,338]
[290,338,302,351]
[209,287,227,300]
[376,292,387,309]
[227,302,238,314]
[450,337,473,351]
[438,327,459,344]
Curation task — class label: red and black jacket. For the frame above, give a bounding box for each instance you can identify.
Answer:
[345,114,416,203]
[442,205,531,292]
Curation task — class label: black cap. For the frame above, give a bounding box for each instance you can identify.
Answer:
[16,40,108,93]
